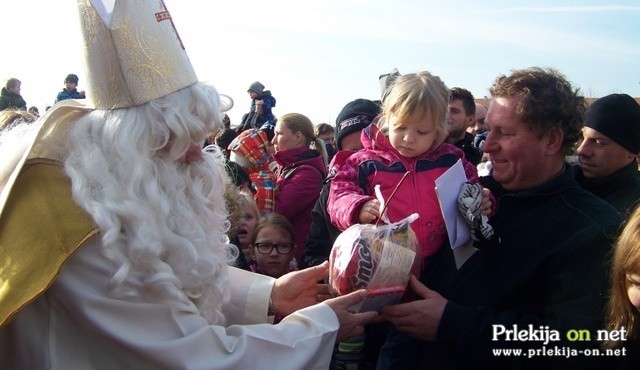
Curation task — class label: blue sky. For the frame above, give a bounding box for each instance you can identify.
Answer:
[2,0,639,126]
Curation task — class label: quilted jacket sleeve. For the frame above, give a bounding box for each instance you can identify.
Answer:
[327,154,374,231]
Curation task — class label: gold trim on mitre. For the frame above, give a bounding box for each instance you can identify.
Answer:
[78,0,198,109]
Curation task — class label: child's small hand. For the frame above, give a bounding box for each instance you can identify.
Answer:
[480,188,492,216]
[358,200,380,224]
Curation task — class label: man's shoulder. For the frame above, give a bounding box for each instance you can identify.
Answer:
[491,169,622,228]
[572,164,638,218]
[557,185,623,232]
[453,135,482,164]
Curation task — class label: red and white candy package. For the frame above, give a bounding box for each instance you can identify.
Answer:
[329,213,421,312]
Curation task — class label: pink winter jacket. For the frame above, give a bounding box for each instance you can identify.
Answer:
[328,123,481,258]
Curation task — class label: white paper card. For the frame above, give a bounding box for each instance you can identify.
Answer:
[435,159,471,249]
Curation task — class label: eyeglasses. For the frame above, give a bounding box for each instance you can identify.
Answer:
[255,242,294,255]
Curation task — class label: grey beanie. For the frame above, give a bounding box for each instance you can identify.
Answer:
[247,81,265,95]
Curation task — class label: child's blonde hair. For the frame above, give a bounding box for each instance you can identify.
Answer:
[380,71,449,137]
[239,190,260,219]
[604,205,640,349]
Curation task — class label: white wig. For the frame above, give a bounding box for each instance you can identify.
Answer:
[64,82,235,324]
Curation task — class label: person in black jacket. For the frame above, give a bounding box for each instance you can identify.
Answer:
[380,67,624,370]
[573,93,640,217]
[0,78,27,111]
[300,98,380,268]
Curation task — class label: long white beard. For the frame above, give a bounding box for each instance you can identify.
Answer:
[63,83,234,325]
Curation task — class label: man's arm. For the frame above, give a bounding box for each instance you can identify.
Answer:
[384,228,615,357]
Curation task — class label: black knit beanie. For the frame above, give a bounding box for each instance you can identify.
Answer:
[335,99,380,150]
[585,93,640,154]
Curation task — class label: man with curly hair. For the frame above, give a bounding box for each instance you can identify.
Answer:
[380,67,623,369]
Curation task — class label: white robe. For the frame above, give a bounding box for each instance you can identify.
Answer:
[0,237,338,369]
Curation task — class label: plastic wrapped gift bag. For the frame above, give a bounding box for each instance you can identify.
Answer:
[329,211,421,312]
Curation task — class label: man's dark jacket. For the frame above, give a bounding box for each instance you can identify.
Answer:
[573,161,640,217]
[453,132,482,165]
[415,165,622,370]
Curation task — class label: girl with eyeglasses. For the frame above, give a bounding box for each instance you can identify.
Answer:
[249,212,298,280]
[248,213,299,324]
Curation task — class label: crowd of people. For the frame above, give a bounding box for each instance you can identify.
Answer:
[1,0,639,369]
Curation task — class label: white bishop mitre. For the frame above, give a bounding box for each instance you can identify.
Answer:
[79,0,198,109]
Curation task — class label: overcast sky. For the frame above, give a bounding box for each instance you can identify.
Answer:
[2,0,639,125]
